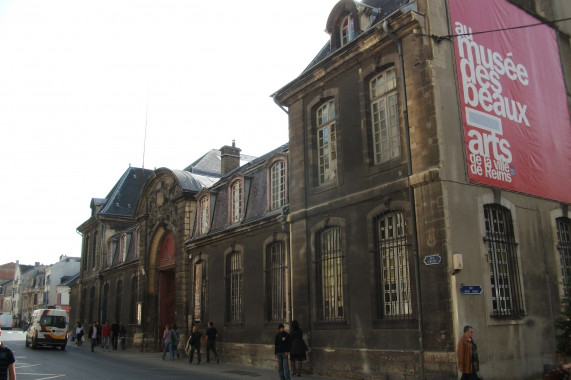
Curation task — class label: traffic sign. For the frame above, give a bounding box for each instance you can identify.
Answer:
[460,285,483,295]
[423,255,442,265]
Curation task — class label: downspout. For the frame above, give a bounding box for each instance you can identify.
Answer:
[383,20,425,380]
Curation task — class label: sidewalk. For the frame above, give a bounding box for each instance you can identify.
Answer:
[71,343,345,380]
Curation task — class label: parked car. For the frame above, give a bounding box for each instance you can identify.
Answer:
[0,314,14,330]
[25,309,68,350]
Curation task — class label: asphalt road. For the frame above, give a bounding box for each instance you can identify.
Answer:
[2,329,343,380]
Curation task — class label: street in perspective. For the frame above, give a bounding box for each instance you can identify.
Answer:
[3,328,343,380]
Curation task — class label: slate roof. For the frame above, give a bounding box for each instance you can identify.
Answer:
[183,149,257,177]
[98,167,153,218]
[302,0,414,74]
[59,273,79,287]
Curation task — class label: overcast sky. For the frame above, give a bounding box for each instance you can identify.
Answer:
[0,0,339,266]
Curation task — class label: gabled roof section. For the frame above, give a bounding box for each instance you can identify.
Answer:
[301,0,414,74]
[183,149,257,177]
[59,273,79,287]
[99,166,153,218]
[170,169,219,193]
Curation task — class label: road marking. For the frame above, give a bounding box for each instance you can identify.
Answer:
[17,373,66,379]
[15,364,41,368]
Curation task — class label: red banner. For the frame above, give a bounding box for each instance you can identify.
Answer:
[449,0,571,203]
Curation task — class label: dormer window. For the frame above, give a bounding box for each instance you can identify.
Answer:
[230,180,243,224]
[199,196,210,234]
[340,14,354,46]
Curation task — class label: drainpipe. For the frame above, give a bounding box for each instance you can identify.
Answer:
[383,20,425,380]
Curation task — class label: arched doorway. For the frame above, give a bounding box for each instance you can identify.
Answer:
[157,232,175,347]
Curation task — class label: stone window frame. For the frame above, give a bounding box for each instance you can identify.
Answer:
[263,237,289,324]
[224,247,244,325]
[316,99,338,185]
[198,195,210,235]
[229,177,244,224]
[340,13,355,46]
[267,155,288,211]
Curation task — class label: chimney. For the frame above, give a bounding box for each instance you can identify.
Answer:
[220,140,241,176]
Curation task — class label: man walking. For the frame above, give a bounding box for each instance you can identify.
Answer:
[457,325,480,380]
[0,329,16,380]
[111,321,120,350]
[205,322,219,363]
[275,323,291,380]
[102,322,111,351]
[88,321,98,352]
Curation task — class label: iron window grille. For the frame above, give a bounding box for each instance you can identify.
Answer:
[375,211,412,319]
[557,217,571,296]
[225,251,243,323]
[484,204,525,319]
[316,226,345,322]
[265,241,287,323]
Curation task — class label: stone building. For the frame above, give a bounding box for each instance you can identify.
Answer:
[272,0,571,379]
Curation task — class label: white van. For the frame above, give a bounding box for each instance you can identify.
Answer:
[25,309,69,350]
[0,314,14,330]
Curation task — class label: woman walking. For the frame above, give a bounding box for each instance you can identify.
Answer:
[289,320,308,377]
[161,324,173,360]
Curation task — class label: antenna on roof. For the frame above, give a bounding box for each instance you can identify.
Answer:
[142,87,150,169]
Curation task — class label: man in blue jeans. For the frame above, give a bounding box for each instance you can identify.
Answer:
[274,323,291,380]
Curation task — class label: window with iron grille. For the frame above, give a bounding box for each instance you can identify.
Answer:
[370,68,399,164]
[230,181,243,223]
[193,260,207,323]
[265,241,287,323]
[115,280,123,322]
[102,283,109,323]
[270,161,286,210]
[199,196,210,234]
[317,100,337,184]
[225,251,243,323]
[316,226,345,322]
[129,276,138,324]
[484,204,524,319]
[557,217,571,296]
[375,211,412,318]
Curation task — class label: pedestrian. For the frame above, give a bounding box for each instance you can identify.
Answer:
[111,320,120,350]
[88,321,98,352]
[161,324,173,361]
[119,325,127,350]
[186,325,202,365]
[171,324,180,359]
[96,321,102,346]
[205,321,219,363]
[275,323,291,380]
[289,320,308,377]
[75,322,84,347]
[0,329,16,380]
[457,325,480,380]
[102,321,111,351]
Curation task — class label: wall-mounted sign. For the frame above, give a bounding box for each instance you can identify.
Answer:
[460,285,483,295]
[423,255,442,265]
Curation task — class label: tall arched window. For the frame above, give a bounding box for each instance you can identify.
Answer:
[130,276,138,324]
[230,180,243,223]
[102,283,110,323]
[370,68,399,164]
[225,251,243,323]
[89,286,96,323]
[265,241,287,323]
[374,211,411,319]
[316,226,345,322]
[92,231,98,268]
[316,100,337,184]
[115,280,123,322]
[199,196,210,234]
[270,161,286,210]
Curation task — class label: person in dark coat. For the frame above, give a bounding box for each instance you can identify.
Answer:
[111,320,120,350]
[457,325,479,380]
[186,325,202,364]
[275,323,291,380]
[289,320,308,377]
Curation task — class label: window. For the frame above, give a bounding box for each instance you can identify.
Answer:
[81,288,87,322]
[133,228,140,258]
[484,204,524,319]
[557,217,571,296]
[130,276,138,324]
[340,14,355,46]
[107,240,116,267]
[265,241,287,323]
[83,235,89,270]
[120,233,130,262]
[316,227,345,322]
[102,283,109,323]
[193,260,207,323]
[225,251,243,323]
[230,180,243,223]
[115,280,123,322]
[375,211,412,318]
[92,231,98,268]
[370,68,399,164]
[89,286,96,323]
[270,161,286,210]
[317,100,337,184]
[199,196,210,234]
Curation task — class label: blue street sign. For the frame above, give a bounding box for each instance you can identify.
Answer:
[423,255,442,265]
[460,285,483,295]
